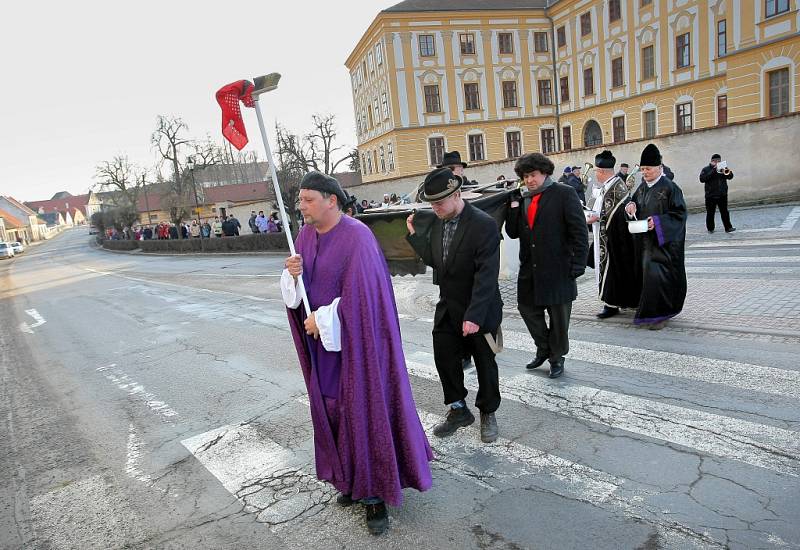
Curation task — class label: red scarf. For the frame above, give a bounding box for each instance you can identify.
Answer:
[527,194,542,229]
[215,80,255,150]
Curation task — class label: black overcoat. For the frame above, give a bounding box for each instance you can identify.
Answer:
[406,201,503,333]
[505,180,589,306]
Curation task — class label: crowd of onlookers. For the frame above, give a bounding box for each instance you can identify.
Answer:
[106,210,285,241]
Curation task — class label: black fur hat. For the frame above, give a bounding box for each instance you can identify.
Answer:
[639,143,662,167]
[594,150,616,169]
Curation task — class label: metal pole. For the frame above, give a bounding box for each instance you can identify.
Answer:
[253,96,311,316]
[190,168,201,225]
[142,174,151,226]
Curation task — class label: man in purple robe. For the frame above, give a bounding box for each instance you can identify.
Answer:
[282,171,433,536]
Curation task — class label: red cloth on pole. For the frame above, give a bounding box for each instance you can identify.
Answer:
[215,80,255,150]
[527,194,542,229]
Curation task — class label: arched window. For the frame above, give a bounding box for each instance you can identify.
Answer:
[583,119,603,146]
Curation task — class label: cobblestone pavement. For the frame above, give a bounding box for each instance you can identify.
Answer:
[405,203,800,338]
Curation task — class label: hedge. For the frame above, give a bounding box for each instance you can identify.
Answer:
[135,233,289,253]
[102,240,140,251]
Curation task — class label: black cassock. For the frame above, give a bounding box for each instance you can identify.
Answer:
[587,176,640,309]
[628,175,687,325]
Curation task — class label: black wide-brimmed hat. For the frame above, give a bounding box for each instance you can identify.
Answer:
[437,150,468,168]
[420,167,463,202]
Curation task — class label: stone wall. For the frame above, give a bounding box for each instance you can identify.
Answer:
[351,113,800,209]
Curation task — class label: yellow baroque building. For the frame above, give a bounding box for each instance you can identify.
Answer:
[346,0,799,184]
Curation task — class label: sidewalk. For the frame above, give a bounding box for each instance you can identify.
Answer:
[395,204,800,339]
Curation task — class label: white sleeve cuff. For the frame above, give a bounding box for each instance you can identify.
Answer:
[280,269,302,309]
[315,297,341,352]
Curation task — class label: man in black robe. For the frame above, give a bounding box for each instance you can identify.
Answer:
[586,150,640,319]
[624,144,687,330]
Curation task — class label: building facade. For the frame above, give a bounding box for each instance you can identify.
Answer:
[346,0,799,184]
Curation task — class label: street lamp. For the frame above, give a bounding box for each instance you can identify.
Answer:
[186,156,201,227]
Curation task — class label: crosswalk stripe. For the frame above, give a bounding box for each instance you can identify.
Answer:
[500,330,800,399]
[689,239,800,248]
[181,406,719,547]
[685,247,800,255]
[686,266,800,274]
[406,353,800,477]
[685,256,800,263]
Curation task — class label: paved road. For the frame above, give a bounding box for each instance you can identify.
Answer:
[1,204,799,549]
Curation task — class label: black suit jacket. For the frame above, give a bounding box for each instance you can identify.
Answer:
[406,201,503,333]
[505,180,589,306]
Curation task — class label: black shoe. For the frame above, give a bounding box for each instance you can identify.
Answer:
[432,406,475,437]
[480,412,498,443]
[526,353,549,370]
[725,227,736,233]
[596,306,620,319]
[707,229,715,234]
[336,493,354,507]
[365,502,388,535]
[548,359,564,379]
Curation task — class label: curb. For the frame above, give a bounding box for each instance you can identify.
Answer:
[94,244,288,258]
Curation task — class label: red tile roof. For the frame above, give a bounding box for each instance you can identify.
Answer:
[333,171,363,189]
[26,193,90,217]
[5,196,38,216]
[0,208,26,228]
[136,181,275,212]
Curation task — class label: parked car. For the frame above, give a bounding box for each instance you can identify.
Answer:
[10,241,24,254]
[0,242,15,259]
[88,225,99,235]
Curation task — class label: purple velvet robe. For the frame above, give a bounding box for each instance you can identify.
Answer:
[286,215,433,506]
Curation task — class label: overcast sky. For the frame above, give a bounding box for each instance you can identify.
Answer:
[0,0,396,202]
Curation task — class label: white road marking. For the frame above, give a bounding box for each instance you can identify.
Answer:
[190,273,281,278]
[401,317,800,399]
[96,364,178,419]
[500,330,800,399]
[689,238,800,248]
[126,423,153,485]
[83,267,281,304]
[686,266,800,274]
[20,308,46,333]
[406,354,800,477]
[685,247,800,255]
[738,206,800,233]
[182,409,717,547]
[685,256,800,264]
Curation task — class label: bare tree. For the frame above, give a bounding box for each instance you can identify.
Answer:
[151,115,192,233]
[278,114,357,176]
[271,115,358,231]
[94,155,139,205]
[94,155,141,228]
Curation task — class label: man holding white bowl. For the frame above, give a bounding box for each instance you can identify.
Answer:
[624,144,688,330]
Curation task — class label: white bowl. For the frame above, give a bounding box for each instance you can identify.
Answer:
[627,220,649,234]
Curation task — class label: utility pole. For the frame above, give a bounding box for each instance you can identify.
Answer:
[142,174,152,225]
[187,157,201,225]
